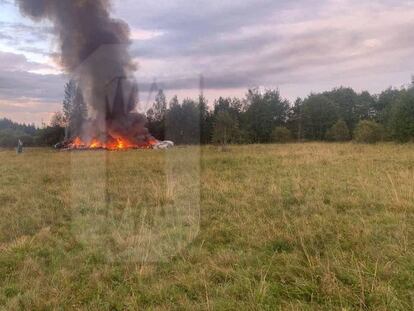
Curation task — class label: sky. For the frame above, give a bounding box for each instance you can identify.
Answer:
[1,0,414,125]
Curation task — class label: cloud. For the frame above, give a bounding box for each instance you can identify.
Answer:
[115,0,414,91]
[0,68,65,102]
[0,98,59,125]
[2,0,414,124]
[0,66,65,124]
[0,21,52,45]
[0,51,53,72]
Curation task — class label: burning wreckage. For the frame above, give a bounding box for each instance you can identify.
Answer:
[53,79,174,151]
[57,138,174,151]
[16,0,173,151]
[54,76,174,151]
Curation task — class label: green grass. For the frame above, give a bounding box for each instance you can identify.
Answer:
[0,143,414,310]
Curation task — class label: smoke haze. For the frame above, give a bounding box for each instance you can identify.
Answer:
[16,0,151,144]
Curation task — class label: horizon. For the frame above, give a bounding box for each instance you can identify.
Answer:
[0,82,411,128]
[1,0,414,125]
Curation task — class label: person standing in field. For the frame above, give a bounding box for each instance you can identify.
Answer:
[16,139,23,154]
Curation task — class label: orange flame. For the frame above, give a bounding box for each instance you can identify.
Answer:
[67,136,157,150]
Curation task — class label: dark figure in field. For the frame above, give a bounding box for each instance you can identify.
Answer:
[16,139,23,154]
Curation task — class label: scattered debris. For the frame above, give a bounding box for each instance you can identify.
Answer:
[154,141,174,150]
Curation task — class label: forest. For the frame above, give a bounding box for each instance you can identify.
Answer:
[1,79,414,147]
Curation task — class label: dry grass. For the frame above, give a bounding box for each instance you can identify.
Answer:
[0,143,413,310]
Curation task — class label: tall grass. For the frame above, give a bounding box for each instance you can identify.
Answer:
[0,143,413,310]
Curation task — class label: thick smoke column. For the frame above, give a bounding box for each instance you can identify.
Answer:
[16,0,132,71]
[16,0,152,145]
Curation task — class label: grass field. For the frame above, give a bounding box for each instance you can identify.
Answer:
[0,143,414,310]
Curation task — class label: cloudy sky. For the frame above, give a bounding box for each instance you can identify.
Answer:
[1,0,414,125]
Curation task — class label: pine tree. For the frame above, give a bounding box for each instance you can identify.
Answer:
[62,79,87,138]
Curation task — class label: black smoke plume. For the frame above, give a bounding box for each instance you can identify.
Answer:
[16,0,154,146]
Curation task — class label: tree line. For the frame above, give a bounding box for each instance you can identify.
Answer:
[1,79,414,147]
[0,80,88,147]
[148,81,414,145]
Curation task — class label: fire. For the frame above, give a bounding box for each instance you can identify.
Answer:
[66,136,157,150]
[116,139,124,149]
[89,139,102,149]
[72,137,84,148]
